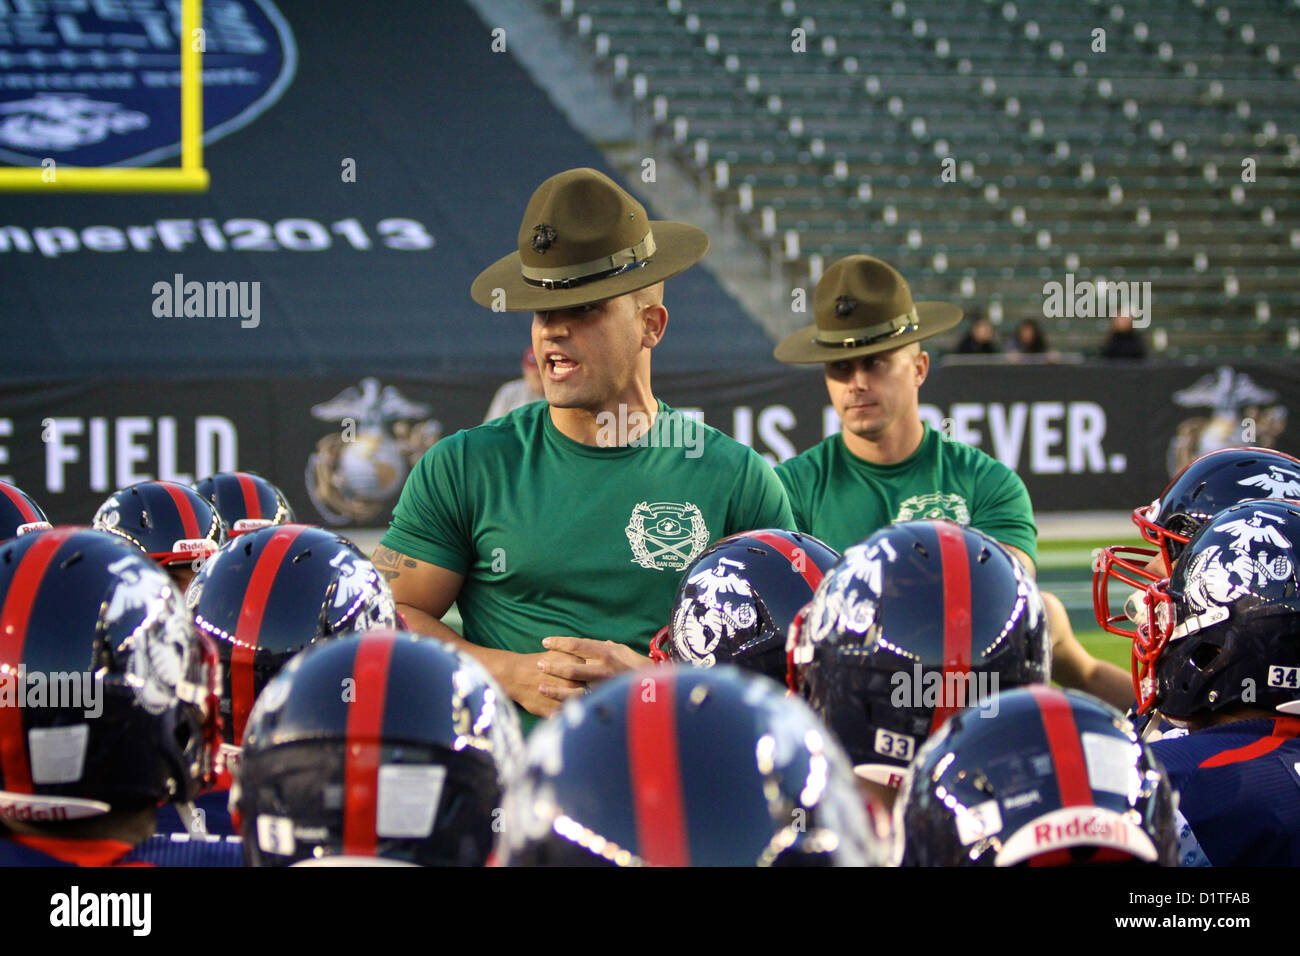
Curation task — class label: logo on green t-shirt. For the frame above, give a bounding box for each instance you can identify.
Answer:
[895,492,971,524]
[625,501,710,571]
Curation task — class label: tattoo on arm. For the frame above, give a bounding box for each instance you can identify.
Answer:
[371,544,404,583]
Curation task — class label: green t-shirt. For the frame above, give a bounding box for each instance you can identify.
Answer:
[381,401,794,729]
[775,424,1037,562]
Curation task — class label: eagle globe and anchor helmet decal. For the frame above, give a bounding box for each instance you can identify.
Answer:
[1133,498,1300,720]
[1095,446,1300,641]
[787,520,1050,787]
[193,472,295,538]
[500,666,887,867]
[649,529,839,682]
[0,528,220,815]
[234,629,523,867]
[896,687,1178,867]
[92,480,227,567]
[187,524,398,749]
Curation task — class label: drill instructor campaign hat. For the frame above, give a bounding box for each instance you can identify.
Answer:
[470,167,710,312]
[774,254,963,364]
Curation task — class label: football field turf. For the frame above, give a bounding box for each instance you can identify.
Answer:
[1037,535,1143,674]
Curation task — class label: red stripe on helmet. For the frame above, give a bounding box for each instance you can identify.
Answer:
[235,474,263,521]
[1028,686,1094,807]
[0,528,78,793]
[627,671,690,866]
[747,531,825,594]
[231,525,305,745]
[929,522,973,736]
[0,484,39,524]
[342,632,397,857]
[158,482,201,541]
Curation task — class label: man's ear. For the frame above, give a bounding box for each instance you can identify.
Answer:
[641,302,668,349]
[914,346,930,386]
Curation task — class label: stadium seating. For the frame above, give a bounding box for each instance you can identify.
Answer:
[542,0,1300,358]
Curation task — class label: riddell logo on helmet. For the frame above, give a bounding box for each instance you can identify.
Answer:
[232,518,274,533]
[995,805,1159,866]
[173,538,216,555]
[0,800,70,822]
[1033,811,1127,847]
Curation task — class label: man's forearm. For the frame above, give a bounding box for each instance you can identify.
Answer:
[396,602,513,683]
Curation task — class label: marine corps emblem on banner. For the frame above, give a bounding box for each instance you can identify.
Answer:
[305,378,441,526]
[895,492,970,524]
[625,501,710,571]
[1167,367,1289,476]
[0,0,295,168]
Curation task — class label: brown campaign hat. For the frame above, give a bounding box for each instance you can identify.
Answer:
[470,167,709,312]
[774,255,963,364]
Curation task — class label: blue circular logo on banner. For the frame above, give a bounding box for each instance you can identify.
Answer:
[0,0,296,167]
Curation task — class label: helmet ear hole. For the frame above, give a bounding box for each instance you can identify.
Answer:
[1190,644,1222,670]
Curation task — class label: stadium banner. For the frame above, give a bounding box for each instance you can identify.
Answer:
[1,361,1295,528]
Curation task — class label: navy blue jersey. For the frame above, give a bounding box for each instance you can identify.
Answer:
[155,787,235,837]
[123,833,244,866]
[1152,716,1300,866]
[0,832,243,866]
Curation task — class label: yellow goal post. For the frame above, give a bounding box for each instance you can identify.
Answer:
[0,0,208,192]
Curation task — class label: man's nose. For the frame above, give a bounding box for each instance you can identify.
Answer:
[535,311,568,333]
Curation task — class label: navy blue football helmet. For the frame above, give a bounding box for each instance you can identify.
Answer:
[788,520,1050,787]
[234,629,522,866]
[650,529,838,682]
[897,687,1178,867]
[500,665,887,867]
[187,524,398,747]
[92,480,226,567]
[0,528,220,817]
[193,472,295,538]
[1135,498,1300,719]
[1096,446,1300,640]
[0,481,51,541]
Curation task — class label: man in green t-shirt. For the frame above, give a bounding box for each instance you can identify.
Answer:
[373,168,794,729]
[773,254,1132,709]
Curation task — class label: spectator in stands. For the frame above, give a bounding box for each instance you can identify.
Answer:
[483,346,545,422]
[1008,317,1059,363]
[1100,313,1146,360]
[954,313,1000,354]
